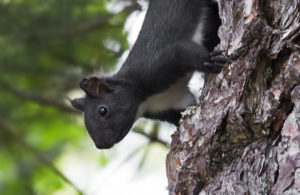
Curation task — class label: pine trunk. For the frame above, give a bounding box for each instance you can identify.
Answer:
[166,0,300,194]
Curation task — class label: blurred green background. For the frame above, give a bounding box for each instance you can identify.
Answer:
[0,0,171,194]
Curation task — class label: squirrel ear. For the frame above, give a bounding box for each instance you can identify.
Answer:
[79,77,112,97]
[70,98,85,111]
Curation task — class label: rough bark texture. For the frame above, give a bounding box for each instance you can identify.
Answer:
[166,0,300,194]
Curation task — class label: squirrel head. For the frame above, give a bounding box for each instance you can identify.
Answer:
[71,77,139,149]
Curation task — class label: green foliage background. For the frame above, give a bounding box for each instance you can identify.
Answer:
[0,0,149,194]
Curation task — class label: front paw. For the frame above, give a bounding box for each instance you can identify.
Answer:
[202,51,229,73]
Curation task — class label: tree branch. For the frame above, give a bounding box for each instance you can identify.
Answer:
[132,127,169,147]
[21,14,112,41]
[0,79,77,114]
[21,3,140,41]
[0,116,84,195]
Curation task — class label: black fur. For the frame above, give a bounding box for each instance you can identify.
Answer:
[144,109,182,125]
[71,0,226,149]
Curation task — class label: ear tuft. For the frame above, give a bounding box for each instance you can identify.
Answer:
[70,98,85,111]
[79,77,112,97]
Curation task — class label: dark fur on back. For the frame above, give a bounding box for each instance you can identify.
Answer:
[71,0,225,149]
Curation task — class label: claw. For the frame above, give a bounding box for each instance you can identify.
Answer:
[200,50,228,73]
[203,62,223,73]
[210,50,230,63]
[211,55,229,64]
[209,50,223,57]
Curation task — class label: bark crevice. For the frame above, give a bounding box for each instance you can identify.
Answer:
[166,0,300,194]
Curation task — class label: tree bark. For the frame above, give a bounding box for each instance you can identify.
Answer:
[166,0,300,194]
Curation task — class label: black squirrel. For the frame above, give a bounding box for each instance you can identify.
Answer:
[71,0,228,149]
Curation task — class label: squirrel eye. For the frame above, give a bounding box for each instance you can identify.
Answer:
[98,106,108,116]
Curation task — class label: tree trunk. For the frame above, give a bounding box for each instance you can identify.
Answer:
[166,0,300,194]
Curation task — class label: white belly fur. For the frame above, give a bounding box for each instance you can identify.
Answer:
[137,74,196,117]
[136,11,205,118]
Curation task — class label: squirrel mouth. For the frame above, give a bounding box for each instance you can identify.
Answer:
[95,141,114,149]
[94,130,119,149]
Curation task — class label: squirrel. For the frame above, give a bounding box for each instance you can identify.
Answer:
[71,0,228,149]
